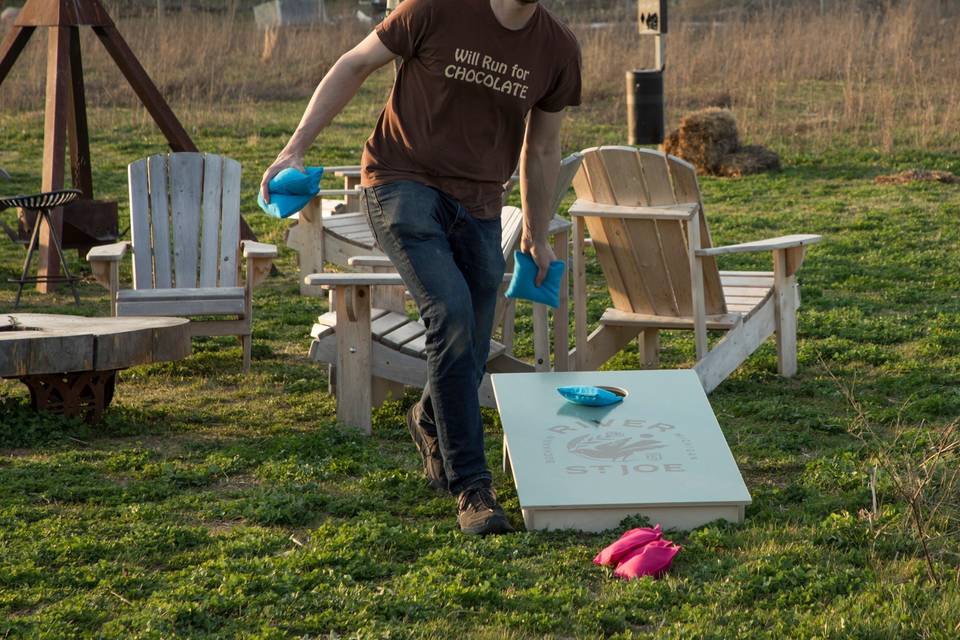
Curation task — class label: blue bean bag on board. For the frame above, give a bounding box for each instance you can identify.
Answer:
[557,386,625,407]
[257,166,324,219]
[505,250,565,309]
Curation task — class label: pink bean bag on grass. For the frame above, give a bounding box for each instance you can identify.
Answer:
[593,524,662,567]
[613,539,681,580]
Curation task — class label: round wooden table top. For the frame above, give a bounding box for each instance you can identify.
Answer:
[0,314,191,378]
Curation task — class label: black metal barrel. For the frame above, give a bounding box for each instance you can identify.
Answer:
[626,69,665,145]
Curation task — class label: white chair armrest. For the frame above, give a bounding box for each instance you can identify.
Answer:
[86,241,130,262]
[695,234,822,257]
[241,240,278,259]
[347,256,393,268]
[315,188,361,197]
[305,272,407,288]
[305,272,513,289]
[568,200,699,221]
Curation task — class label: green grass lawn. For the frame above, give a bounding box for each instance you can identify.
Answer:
[1,93,959,638]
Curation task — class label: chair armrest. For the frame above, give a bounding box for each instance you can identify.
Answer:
[315,188,361,197]
[86,241,130,262]
[241,240,278,259]
[568,200,699,221]
[305,272,407,288]
[548,215,573,235]
[347,255,393,268]
[305,272,513,288]
[695,234,822,257]
[324,165,362,173]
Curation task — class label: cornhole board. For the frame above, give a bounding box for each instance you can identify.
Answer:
[491,370,751,533]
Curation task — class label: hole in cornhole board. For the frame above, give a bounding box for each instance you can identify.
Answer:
[596,385,627,398]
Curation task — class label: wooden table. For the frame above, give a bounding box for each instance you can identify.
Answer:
[0,314,191,422]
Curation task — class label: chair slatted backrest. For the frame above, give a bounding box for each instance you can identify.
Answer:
[128,153,242,290]
[571,146,726,317]
[500,206,524,260]
[552,152,583,214]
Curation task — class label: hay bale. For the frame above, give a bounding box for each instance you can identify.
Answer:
[668,108,739,175]
[875,169,960,185]
[663,109,781,177]
[717,145,781,177]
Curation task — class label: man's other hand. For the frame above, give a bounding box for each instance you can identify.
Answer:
[520,235,557,287]
[260,153,305,204]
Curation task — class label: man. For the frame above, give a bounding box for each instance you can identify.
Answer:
[261,0,581,535]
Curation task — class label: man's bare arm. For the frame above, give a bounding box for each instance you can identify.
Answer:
[260,31,396,202]
[519,107,565,285]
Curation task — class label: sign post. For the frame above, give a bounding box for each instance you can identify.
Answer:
[627,0,667,145]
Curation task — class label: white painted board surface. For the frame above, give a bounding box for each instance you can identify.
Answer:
[491,370,750,531]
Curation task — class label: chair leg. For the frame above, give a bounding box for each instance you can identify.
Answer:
[569,324,637,373]
[775,284,798,377]
[372,376,405,406]
[639,329,660,369]
[774,251,798,378]
[334,285,373,434]
[500,298,517,356]
[241,333,251,373]
[242,282,254,373]
[533,303,550,371]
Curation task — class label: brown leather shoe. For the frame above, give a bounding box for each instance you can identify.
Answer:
[406,404,448,493]
[457,483,515,535]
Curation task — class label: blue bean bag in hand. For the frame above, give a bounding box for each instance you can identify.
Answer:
[257,166,324,219]
[505,250,565,308]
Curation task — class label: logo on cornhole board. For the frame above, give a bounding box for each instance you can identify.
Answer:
[491,370,750,533]
[567,431,666,461]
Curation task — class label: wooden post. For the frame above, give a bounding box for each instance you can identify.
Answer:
[66,26,93,199]
[37,26,70,292]
[634,0,666,145]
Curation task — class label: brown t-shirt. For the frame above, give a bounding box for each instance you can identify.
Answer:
[361,0,581,219]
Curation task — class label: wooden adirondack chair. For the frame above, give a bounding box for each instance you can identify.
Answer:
[87,153,278,372]
[568,146,821,392]
[305,151,584,432]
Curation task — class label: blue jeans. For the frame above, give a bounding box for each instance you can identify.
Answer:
[361,180,504,494]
